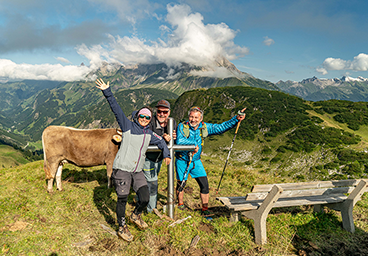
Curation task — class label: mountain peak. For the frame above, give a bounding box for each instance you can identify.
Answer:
[300,76,319,84]
[341,76,368,82]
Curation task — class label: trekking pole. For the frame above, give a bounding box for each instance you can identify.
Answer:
[178,152,193,192]
[216,110,245,194]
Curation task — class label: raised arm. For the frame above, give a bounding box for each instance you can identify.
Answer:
[95,78,131,132]
[207,108,246,135]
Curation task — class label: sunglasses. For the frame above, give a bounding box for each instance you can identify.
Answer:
[157,110,169,114]
[139,114,151,120]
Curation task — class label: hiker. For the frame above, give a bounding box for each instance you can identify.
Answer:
[143,99,177,213]
[95,78,171,242]
[175,106,246,215]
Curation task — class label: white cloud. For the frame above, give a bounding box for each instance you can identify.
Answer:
[349,53,368,71]
[317,53,368,74]
[79,4,249,68]
[0,4,249,81]
[263,36,275,46]
[190,67,237,79]
[316,67,327,75]
[0,59,92,81]
[55,57,71,64]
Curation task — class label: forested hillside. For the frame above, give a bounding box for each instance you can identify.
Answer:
[2,82,368,182]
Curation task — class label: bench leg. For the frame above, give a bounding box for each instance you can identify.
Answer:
[229,211,241,222]
[328,179,367,233]
[243,185,283,245]
[340,205,355,232]
[313,204,324,213]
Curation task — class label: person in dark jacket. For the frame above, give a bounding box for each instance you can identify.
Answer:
[143,99,176,213]
[95,78,171,242]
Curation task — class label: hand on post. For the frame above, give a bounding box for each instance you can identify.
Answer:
[164,157,171,165]
[162,133,171,142]
[172,130,177,140]
[193,145,199,155]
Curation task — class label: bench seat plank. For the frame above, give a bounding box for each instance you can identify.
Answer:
[217,186,356,205]
[228,195,348,211]
[246,186,357,200]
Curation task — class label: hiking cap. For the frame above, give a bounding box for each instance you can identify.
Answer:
[156,100,170,109]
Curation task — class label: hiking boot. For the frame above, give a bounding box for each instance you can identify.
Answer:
[177,204,187,210]
[129,213,148,229]
[201,209,213,220]
[118,225,133,242]
[201,209,212,216]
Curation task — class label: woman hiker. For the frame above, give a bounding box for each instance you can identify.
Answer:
[95,78,171,242]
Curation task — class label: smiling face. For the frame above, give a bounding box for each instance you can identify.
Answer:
[156,107,170,124]
[188,110,203,129]
[138,114,151,127]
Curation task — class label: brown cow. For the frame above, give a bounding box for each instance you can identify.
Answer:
[42,126,122,193]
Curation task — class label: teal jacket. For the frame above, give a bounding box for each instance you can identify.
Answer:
[175,116,239,162]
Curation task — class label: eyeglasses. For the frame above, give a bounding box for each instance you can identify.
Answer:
[139,114,151,120]
[157,110,169,114]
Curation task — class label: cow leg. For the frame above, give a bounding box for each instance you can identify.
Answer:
[106,163,113,188]
[47,178,54,193]
[46,161,60,193]
[56,165,63,191]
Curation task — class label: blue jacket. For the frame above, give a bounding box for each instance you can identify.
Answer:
[103,87,170,173]
[175,116,239,162]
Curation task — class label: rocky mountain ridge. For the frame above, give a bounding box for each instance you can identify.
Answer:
[276,76,368,101]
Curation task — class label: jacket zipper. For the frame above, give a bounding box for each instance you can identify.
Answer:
[134,128,146,173]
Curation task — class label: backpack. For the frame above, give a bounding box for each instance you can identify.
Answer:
[182,121,208,146]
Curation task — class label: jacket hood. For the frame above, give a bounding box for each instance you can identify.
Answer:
[132,110,149,129]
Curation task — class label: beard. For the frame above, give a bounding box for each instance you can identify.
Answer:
[189,121,199,128]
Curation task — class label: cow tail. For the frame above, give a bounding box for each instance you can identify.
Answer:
[42,130,52,179]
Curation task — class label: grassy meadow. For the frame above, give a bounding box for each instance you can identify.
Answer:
[0,145,30,169]
[2,156,368,256]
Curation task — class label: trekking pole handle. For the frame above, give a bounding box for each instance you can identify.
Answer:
[235,109,245,134]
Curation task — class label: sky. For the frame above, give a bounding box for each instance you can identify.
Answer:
[0,0,368,83]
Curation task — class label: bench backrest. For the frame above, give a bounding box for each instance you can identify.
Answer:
[246,179,368,201]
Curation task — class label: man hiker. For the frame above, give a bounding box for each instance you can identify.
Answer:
[175,106,246,215]
[95,78,171,242]
[143,99,177,213]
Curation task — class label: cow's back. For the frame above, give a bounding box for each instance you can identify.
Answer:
[42,125,119,168]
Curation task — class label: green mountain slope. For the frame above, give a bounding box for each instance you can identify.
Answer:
[10,82,179,140]
[0,144,29,168]
[3,81,368,182]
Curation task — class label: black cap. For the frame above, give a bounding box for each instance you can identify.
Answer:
[156,99,170,109]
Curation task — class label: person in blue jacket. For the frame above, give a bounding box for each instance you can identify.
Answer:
[95,78,171,242]
[175,106,246,215]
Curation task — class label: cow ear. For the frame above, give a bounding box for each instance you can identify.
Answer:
[113,135,122,143]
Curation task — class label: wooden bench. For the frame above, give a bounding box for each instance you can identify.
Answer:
[217,179,368,245]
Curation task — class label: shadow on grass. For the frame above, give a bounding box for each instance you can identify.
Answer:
[61,167,118,227]
[61,166,108,185]
[290,211,368,256]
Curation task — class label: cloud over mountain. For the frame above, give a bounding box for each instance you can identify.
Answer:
[79,4,249,67]
[317,53,368,75]
[0,4,249,82]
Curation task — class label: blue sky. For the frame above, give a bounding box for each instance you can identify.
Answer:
[0,0,367,83]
